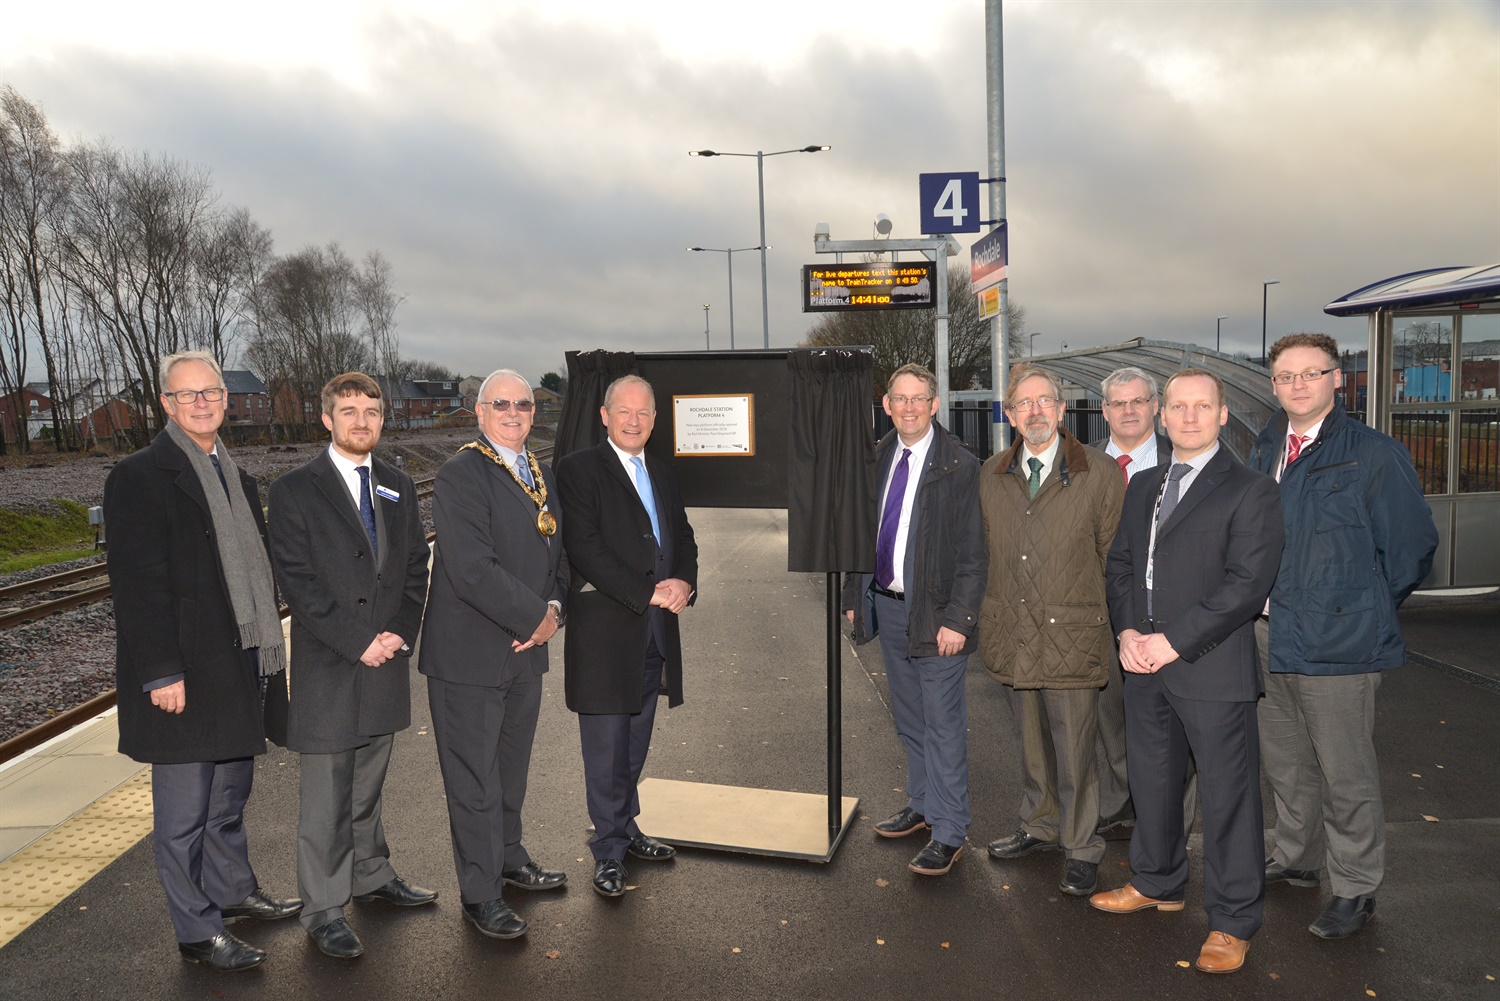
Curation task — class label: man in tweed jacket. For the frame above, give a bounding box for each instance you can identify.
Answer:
[978,365,1126,899]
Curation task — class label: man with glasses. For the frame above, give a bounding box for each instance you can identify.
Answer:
[104,350,299,971]
[268,372,437,959]
[1248,334,1436,940]
[842,364,986,876]
[978,365,1125,898]
[421,369,569,940]
[1089,368,1198,838]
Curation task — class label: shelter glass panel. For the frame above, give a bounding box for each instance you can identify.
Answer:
[1393,317,1453,403]
[1457,408,1499,494]
[1458,313,1500,403]
[1390,411,1449,495]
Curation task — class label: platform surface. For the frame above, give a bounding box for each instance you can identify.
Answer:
[0,508,1496,1000]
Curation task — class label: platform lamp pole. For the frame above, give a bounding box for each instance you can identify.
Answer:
[703,304,711,350]
[1216,315,1227,353]
[689,146,830,348]
[689,246,764,350]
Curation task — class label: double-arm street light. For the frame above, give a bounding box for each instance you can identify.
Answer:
[689,245,765,350]
[1216,315,1228,353]
[1262,280,1281,364]
[689,145,830,348]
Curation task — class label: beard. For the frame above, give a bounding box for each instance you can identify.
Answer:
[334,428,377,456]
[1021,417,1055,448]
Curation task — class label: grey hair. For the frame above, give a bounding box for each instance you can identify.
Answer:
[477,368,533,408]
[603,374,655,412]
[159,350,224,390]
[1100,366,1158,399]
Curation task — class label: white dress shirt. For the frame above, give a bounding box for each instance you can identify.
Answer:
[327,444,373,511]
[878,425,935,594]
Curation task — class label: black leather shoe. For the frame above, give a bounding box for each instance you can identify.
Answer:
[503,861,568,891]
[987,830,1061,859]
[353,876,438,907]
[178,932,266,971]
[220,888,303,923]
[1060,859,1099,896]
[308,917,364,959]
[908,839,963,875]
[461,900,528,940]
[627,834,676,861]
[874,807,929,839]
[593,859,628,897]
[1309,895,1376,939]
[1265,859,1320,888]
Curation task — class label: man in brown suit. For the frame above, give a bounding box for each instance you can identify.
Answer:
[978,365,1125,898]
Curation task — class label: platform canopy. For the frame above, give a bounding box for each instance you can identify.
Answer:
[1324,264,1500,317]
[1028,337,1277,459]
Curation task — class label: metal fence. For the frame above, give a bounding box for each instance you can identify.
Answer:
[872,402,1107,461]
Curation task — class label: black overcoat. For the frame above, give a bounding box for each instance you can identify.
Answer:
[268,449,430,754]
[105,431,288,764]
[555,438,698,714]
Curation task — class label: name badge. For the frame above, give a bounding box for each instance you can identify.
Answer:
[375,485,400,502]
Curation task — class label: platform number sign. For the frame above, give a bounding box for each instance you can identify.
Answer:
[919,172,981,235]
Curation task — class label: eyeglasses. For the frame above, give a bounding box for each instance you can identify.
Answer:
[167,388,226,404]
[888,395,933,407]
[1009,396,1060,412]
[480,398,535,413]
[1104,396,1154,411]
[1272,368,1337,386]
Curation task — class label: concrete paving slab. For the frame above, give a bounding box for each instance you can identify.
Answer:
[0,754,145,830]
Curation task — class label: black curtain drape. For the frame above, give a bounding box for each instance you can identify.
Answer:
[556,350,638,458]
[786,347,876,573]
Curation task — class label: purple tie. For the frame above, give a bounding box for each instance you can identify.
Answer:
[875,448,912,589]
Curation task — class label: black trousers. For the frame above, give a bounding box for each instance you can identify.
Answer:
[578,642,663,861]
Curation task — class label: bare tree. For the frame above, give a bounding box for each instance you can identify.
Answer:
[801,264,1027,395]
[355,250,404,389]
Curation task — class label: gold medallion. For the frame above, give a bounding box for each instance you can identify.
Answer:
[459,440,556,538]
[537,510,558,536]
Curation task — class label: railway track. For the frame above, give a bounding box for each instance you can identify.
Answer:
[0,445,553,763]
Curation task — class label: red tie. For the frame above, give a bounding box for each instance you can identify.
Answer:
[1116,454,1132,483]
[1286,433,1310,466]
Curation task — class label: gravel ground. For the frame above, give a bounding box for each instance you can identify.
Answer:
[0,424,556,744]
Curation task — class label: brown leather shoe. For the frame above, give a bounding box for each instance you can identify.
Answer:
[1195,931,1250,974]
[1088,883,1186,914]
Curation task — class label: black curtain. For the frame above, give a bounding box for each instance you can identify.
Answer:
[786,347,876,572]
[556,350,637,458]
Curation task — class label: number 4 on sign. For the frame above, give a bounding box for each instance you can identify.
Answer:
[934,179,967,227]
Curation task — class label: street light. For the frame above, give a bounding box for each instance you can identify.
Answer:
[688,245,765,350]
[1216,315,1228,353]
[689,144,831,348]
[703,304,711,350]
[1029,331,1041,356]
[1262,280,1281,364]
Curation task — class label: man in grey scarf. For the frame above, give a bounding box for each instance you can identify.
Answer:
[105,350,300,972]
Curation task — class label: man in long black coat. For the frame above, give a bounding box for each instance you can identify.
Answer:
[555,374,697,899]
[268,372,436,960]
[105,351,300,972]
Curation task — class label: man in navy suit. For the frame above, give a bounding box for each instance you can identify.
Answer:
[555,375,698,899]
[1091,368,1283,976]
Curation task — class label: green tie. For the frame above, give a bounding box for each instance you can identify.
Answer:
[1027,457,1043,500]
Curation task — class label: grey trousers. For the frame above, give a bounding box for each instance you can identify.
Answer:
[1009,686,1105,863]
[1257,618,1385,897]
[579,647,663,861]
[1097,655,1202,834]
[429,672,543,905]
[297,733,399,931]
[151,759,258,943]
[873,592,971,848]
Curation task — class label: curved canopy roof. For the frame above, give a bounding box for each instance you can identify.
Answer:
[1324,265,1500,317]
[1029,338,1276,459]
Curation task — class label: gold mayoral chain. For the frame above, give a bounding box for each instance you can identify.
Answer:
[458,441,558,537]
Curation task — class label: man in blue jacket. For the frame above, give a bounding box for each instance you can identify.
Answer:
[1248,333,1437,940]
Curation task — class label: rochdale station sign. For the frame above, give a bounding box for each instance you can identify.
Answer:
[800,262,936,312]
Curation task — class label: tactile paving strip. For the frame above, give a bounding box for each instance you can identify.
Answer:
[0,769,153,949]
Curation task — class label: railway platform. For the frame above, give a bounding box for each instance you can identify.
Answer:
[0,508,1495,1000]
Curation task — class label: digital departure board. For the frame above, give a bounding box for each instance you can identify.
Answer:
[800,262,936,312]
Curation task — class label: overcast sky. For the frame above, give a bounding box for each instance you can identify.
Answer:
[3,0,1497,385]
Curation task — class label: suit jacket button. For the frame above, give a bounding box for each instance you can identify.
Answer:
[358,597,367,605]
[355,551,365,558]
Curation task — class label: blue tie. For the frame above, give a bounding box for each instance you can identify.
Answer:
[208,453,232,500]
[357,465,378,557]
[515,454,535,488]
[630,455,661,544]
